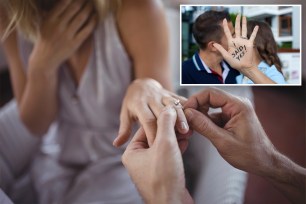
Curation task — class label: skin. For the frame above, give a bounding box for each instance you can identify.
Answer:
[114,0,190,147]
[213,15,277,84]
[122,106,193,204]
[123,88,306,204]
[1,0,189,137]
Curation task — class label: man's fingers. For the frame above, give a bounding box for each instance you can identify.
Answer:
[155,106,178,146]
[249,25,259,42]
[223,18,233,41]
[137,105,158,147]
[235,14,241,37]
[184,108,226,144]
[184,88,240,118]
[241,16,247,38]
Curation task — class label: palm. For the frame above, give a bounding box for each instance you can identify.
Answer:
[227,37,255,70]
[214,15,259,72]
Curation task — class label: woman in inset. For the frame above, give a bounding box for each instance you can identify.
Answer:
[0,0,189,203]
[236,20,286,84]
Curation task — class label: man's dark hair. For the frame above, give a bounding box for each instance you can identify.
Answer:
[192,10,231,50]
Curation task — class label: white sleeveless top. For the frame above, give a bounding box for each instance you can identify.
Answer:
[20,14,142,204]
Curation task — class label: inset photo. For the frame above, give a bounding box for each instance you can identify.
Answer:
[180,5,302,85]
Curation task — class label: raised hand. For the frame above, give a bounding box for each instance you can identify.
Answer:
[214,14,259,72]
[29,0,98,71]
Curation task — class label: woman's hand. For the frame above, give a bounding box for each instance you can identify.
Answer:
[113,78,191,148]
[29,0,97,71]
[213,15,259,73]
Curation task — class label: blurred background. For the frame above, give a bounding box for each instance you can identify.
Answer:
[181,5,301,84]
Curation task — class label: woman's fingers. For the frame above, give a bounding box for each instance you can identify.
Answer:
[69,1,94,34]
[241,16,247,38]
[249,25,259,42]
[235,14,241,37]
[49,0,73,20]
[113,106,133,147]
[223,18,233,41]
[61,0,85,25]
[162,97,189,134]
[75,12,97,43]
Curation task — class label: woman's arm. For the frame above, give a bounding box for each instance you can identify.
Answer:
[117,0,172,89]
[240,66,277,84]
[114,0,190,147]
[2,32,26,103]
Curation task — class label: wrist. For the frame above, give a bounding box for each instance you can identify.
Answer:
[263,150,306,186]
[144,184,184,204]
[240,65,258,78]
[30,41,62,70]
[133,78,163,89]
[28,57,59,80]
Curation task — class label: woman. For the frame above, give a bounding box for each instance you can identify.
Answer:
[236,20,286,84]
[0,0,189,203]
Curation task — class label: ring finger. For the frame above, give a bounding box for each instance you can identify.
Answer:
[241,16,247,38]
[162,97,189,134]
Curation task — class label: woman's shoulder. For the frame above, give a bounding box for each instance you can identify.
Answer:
[259,61,287,84]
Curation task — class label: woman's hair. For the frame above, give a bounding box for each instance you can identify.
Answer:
[247,20,282,73]
[1,0,121,42]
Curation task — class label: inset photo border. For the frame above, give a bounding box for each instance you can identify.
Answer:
[180,4,302,86]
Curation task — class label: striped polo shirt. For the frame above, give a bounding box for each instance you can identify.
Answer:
[182,52,239,84]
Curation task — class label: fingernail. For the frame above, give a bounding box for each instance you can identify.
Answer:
[180,122,188,131]
[113,137,119,147]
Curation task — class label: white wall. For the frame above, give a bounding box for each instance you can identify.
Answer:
[292,6,300,49]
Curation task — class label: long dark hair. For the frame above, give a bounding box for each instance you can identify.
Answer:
[247,20,283,73]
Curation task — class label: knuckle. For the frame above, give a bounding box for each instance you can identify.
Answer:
[197,117,210,133]
[142,115,156,125]
[238,97,254,112]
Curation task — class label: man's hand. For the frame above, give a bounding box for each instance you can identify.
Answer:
[184,88,275,175]
[122,106,193,204]
[184,88,306,203]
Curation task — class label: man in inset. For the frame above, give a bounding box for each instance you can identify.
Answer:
[182,10,239,84]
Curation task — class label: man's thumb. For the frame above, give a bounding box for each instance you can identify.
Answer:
[184,108,224,143]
